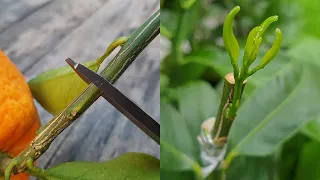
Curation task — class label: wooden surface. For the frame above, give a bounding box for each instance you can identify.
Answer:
[0,0,160,174]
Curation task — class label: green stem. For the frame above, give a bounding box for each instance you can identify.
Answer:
[171,7,189,64]
[228,66,248,119]
[25,158,48,179]
[0,154,11,177]
[6,10,159,177]
[211,73,246,145]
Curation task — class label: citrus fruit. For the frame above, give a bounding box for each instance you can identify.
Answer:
[0,50,41,179]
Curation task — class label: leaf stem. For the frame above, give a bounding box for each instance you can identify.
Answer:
[96,36,128,64]
[5,10,160,177]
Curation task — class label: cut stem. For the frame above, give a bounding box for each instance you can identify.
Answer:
[211,73,246,146]
[6,10,160,177]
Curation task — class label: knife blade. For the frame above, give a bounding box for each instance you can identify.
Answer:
[66,58,160,144]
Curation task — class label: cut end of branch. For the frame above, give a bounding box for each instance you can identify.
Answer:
[225,73,247,85]
[225,73,236,84]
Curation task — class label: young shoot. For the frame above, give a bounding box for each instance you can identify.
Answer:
[223,6,282,119]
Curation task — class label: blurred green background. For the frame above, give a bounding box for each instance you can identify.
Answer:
[160,0,320,179]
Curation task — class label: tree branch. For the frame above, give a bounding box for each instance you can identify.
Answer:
[7,10,160,176]
[211,73,246,146]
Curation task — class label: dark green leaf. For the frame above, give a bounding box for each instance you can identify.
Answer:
[41,153,159,180]
[160,10,178,39]
[28,60,100,115]
[228,63,320,156]
[161,170,196,180]
[295,141,320,180]
[172,81,219,139]
[226,155,277,180]
[161,54,207,87]
[301,117,320,143]
[160,101,198,170]
[160,101,202,179]
[277,133,309,180]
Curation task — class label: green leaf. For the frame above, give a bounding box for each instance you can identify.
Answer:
[28,60,100,115]
[161,54,207,87]
[160,101,201,178]
[223,6,240,65]
[259,28,282,68]
[228,63,320,156]
[295,141,320,180]
[278,133,310,180]
[294,0,320,39]
[289,38,320,66]
[160,2,200,41]
[171,81,218,139]
[301,117,320,143]
[40,153,159,180]
[161,170,197,180]
[226,155,276,180]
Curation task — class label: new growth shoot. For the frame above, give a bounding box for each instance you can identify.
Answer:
[223,6,282,120]
[211,5,282,145]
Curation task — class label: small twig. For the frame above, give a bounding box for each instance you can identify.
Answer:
[5,10,160,178]
[211,73,246,146]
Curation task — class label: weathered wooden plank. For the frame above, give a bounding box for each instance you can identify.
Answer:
[0,0,54,34]
[19,0,160,170]
[0,0,111,73]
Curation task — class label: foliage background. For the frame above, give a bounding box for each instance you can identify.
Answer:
[160,0,320,179]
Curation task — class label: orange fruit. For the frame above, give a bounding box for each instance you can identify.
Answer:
[0,50,41,179]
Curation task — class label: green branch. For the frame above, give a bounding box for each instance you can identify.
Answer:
[5,10,160,179]
[212,73,246,146]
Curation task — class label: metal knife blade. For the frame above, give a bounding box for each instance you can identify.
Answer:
[66,58,160,144]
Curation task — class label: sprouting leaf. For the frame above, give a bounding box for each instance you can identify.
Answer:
[255,16,278,39]
[243,27,260,64]
[223,6,240,65]
[247,37,262,66]
[28,60,100,115]
[227,63,320,157]
[259,28,282,68]
[40,153,159,180]
[243,16,279,72]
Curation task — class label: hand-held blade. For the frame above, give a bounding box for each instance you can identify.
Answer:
[66,58,160,144]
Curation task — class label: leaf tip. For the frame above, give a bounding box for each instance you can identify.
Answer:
[233,5,241,12]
